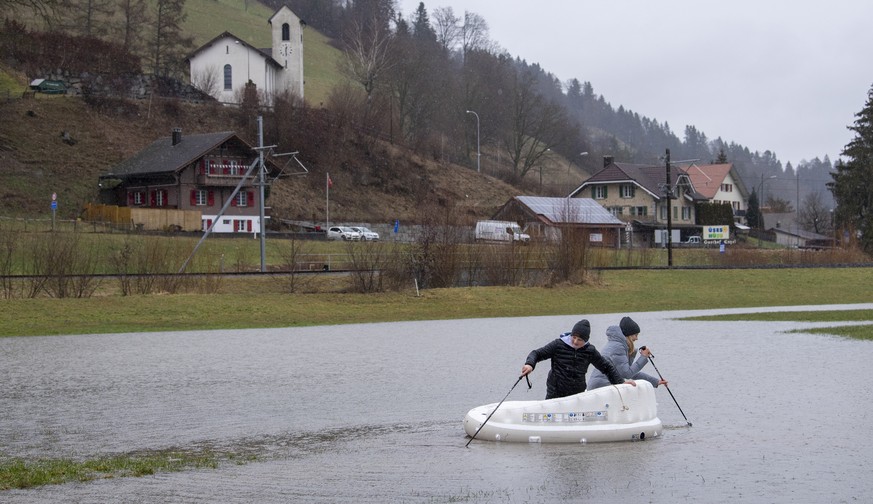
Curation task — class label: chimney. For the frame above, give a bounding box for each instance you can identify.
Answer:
[172,128,182,146]
[603,155,614,167]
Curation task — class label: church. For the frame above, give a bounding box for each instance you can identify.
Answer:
[186,6,304,104]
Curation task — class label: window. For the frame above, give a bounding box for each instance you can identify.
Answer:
[229,160,240,175]
[133,192,143,205]
[236,220,247,232]
[150,189,167,207]
[609,206,622,216]
[193,189,208,206]
[282,23,290,41]
[673,206,678,220]
[660,205,667,220]
[234,191,248,207]
[682,207,692,220]
[632,206,647,216]
[223,64,232,90]
[721,183,733,192]
[592,185,607,199]
[620,184,635,199]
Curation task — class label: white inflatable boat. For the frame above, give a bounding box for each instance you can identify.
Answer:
[463,381,662,443]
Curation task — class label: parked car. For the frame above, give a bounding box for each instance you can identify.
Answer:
[351,226,380,241]
[327,226,362,241]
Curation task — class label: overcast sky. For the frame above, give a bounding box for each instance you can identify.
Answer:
[397,0,873,169]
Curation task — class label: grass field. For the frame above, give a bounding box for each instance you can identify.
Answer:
[2,267,872,337]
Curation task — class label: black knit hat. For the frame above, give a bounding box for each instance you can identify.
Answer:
[571,319,591,341]
[620,316,641,337]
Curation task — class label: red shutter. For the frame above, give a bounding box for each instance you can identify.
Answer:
[223,160,229,175]
[206,219,212,230]
[128,192,134,205]
[247,220,252,232]
[230,195,237,207]
[207,191,214,206]
[190,190,197,206]
[150,190,156,207]
[162,190,168,207]
[247,191,254,207]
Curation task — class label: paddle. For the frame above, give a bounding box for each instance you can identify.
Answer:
[641,346,692,427]
[465,374,532,447]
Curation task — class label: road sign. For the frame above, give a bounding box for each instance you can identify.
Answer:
[50,200,58,211]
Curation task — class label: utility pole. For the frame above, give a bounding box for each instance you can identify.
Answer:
[665,149,673,268]
[257,116,266,272]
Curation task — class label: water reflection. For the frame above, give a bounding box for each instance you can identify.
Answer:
[2,304,872,502]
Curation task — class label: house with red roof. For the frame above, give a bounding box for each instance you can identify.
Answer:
[682,163,750,224]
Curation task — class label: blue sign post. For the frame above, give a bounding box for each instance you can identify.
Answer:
[50,193,58,231]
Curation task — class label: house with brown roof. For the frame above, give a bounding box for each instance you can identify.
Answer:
[682,163,750,224]
[569,156,705,247]
[98,129,281,233]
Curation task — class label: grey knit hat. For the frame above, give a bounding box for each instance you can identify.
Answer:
[571,319,591,341]
[620,316,641,337]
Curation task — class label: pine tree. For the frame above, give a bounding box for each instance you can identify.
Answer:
[746,190,761,229]
[829,85,873,252]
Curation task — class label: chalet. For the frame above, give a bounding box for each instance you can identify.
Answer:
[491,196,625,247]
[682,163,750,225]
[186,6,305,104]
[99,129,281,233]
[570,156,705,247]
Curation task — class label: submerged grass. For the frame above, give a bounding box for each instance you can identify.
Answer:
[0,450,223,490]
[682,310,873,340]
[798,324,873,340]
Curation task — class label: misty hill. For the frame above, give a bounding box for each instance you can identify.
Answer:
[0,0,836,223]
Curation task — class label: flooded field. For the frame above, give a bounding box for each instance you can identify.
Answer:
[2,304,872,503]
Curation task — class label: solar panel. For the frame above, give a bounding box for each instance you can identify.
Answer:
[516,196,623,225]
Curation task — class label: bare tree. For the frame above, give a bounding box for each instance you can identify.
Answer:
[340,12,395,105]
[504,70,570,180]
[191,64,221,99]
[60,0,115,37]
[117,0,149,54]
[1,0,57,23]
[151,0,193,77]
[797,192,833,234]
[460,11,489,61]
[432,6,460,53]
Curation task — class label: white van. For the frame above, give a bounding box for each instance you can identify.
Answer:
[475,220,531,243]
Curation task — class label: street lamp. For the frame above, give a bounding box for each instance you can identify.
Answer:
[568,151,589,174]
[466,110,480,173]
[758,174,777,211]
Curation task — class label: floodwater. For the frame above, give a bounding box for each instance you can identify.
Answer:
[2,304,873,503]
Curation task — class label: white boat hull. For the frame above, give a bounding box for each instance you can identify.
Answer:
[464,381,662,443]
